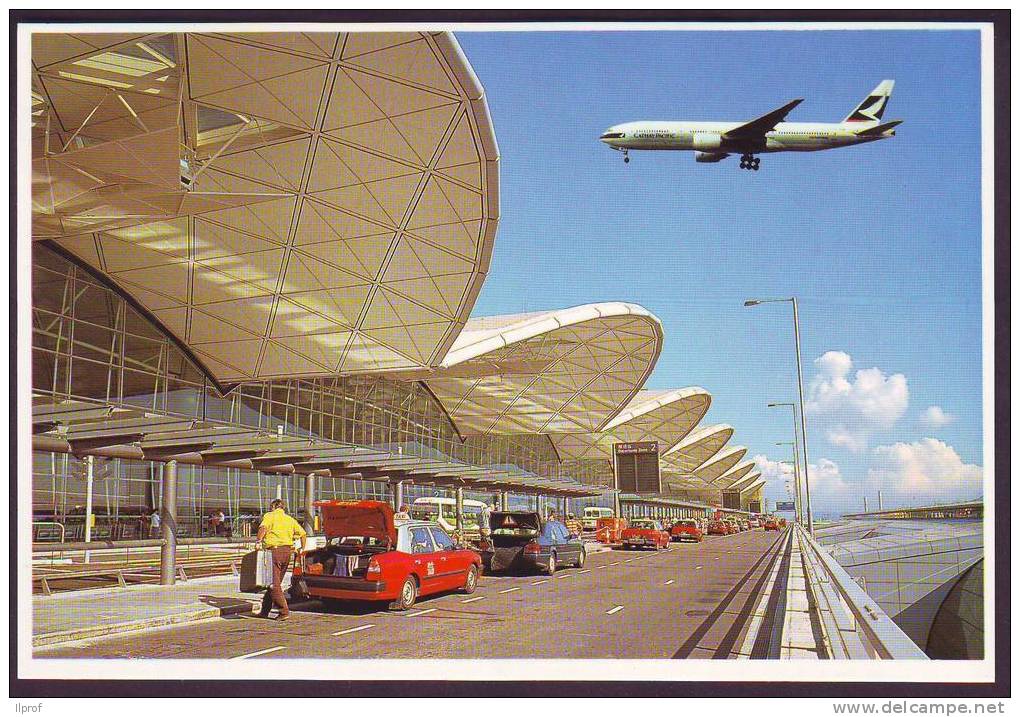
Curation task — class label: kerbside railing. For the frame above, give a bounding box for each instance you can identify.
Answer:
[795,524,928,660]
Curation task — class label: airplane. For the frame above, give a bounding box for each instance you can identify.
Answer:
[599,80,900,171]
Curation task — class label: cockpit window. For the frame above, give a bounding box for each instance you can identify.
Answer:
[600,131,625,139]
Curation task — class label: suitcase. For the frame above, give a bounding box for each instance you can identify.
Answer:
[239,548,275,592]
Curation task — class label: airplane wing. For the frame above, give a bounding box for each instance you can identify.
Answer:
[722,98,804,139]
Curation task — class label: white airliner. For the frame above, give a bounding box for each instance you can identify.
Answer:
[599,81,900,171]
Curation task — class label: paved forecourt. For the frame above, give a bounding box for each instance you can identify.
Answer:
[37,530,787,660]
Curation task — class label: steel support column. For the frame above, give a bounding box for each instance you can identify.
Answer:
[159,460,177,586]
[83,455,94,564]
[304,473,315,535]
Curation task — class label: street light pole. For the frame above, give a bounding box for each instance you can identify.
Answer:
[790,298,814,535]
[747,297,815,535]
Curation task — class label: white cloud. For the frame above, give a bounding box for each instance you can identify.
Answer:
[867,438,983,505]
[806,350,909,451]
[756,453,851,512]
[919,405,955,429]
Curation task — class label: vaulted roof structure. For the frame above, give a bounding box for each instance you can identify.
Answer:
[32,31,499,384]
[549,387,710,461]
[421,303,663,436]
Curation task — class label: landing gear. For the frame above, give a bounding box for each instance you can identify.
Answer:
[739,154,760,171]
[622,149,630,164]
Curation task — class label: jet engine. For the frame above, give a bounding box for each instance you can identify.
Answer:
[695,151,729,163]
[691,133,723,151]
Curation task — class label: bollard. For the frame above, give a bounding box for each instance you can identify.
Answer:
[159,460,177,585]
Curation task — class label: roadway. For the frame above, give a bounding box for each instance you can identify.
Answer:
[37,529,789,660]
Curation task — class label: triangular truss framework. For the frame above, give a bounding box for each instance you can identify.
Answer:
[32,30,499,383]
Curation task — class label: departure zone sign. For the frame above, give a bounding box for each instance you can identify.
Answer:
[614,441,660,494]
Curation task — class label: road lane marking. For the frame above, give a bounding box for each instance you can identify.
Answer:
[605,605,625,615]
[664,579,675,585]
[555,573,573,579]
[695,566,704,570]
[498,587,521,594]
[579,569,591,574]
[609,562,620,566]
[232,645,285,660]
[405,608,437,617]
[624,559,635,563]
[460,595,486,604]
[531,580,548,585]
[598,565,608,570]
[332,624,375,636]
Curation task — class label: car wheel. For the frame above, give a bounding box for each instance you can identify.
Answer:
[389,576,418,611]
[461,565,479,594]
[574,547,586,568]
[543,552,557,575]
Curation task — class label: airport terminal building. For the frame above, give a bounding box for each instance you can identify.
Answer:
[30,30,761,544]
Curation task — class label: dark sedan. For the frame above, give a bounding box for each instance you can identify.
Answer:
[482,511,586,574]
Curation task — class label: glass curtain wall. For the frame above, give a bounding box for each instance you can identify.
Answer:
[31,245,605,540]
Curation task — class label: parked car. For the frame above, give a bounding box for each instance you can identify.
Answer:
[747,518,761,529]
[482,511,585,574]
[763,518,780,531]
[292,500,482,611]
[670,519,704,543]
[620,518,670,550]
[707,520,730,536]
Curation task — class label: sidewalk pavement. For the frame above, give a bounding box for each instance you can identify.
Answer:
[33,543,616,649]
[32,574,260,648]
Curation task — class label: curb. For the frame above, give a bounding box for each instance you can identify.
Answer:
[33,599,256,648]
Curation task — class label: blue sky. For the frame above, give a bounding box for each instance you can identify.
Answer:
[456,29,985,517]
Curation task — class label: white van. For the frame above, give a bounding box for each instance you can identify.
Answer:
[582,506,615,531]
[410,497,487,539]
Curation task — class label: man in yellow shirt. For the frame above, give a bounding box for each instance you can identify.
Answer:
[257,499,307,620]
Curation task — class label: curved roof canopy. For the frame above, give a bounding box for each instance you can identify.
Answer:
[550,387,710,461]
[662,423,734,474]
[728,471,761,493]
[689,445,748,484]
[423,303,663,436]
[33,31,499,383]
[715,459,756,488]
[739,479,766,496]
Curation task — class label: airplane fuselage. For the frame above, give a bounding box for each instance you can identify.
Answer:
[600,120,892,154]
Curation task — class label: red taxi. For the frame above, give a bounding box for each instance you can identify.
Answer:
[291,500,482,611]
[707,520,730,536]
[763,517,780,531]
[620,518,670,550]
[669,519,704,543]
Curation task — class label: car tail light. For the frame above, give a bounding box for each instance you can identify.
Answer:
[366,557,382,577]
[524,542,541,555]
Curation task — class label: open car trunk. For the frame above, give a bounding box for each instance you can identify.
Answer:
[488,512,542,571]
[302,541,389,578]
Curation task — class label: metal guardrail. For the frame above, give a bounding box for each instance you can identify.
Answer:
[32,536,259,554]
[32,521,66,543]
[795,524,928,660]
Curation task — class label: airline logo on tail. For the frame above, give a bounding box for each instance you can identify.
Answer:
[844,80,895,122]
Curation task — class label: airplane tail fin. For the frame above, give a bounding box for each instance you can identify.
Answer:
[854,119,902,136]
[843,80,895,123]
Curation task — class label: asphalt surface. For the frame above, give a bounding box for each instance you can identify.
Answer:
[38,529,788,660]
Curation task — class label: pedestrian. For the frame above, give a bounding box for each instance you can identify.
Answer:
[394,503,411,520]
[214,508,226,536]
[257,499,307,620]
[148,509,161,539]
[480,502,494,539]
